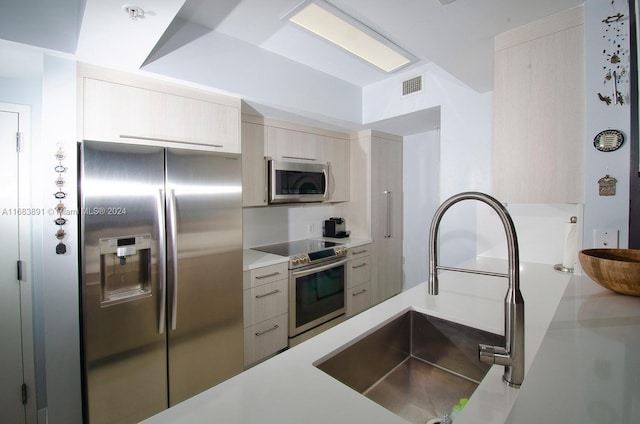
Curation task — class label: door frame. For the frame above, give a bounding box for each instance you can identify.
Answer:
[1,101,37,423]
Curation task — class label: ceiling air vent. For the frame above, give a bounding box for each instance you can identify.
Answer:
[402,75,422,96]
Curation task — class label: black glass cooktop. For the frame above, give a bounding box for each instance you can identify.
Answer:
[252,239,340,257]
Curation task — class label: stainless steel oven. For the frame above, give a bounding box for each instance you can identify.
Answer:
[252,240,348,340]
[289,256,347,337]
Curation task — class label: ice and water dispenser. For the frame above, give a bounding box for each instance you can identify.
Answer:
[99,234,152,306]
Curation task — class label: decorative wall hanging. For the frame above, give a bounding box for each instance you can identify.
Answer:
[593,129,624,151]
[54,143,68,255]
[598,174,618,196]
[598,1,630,106]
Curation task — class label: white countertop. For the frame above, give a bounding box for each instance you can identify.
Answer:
[143,257,640,423]
[242,248,288,271]
[504,274,640,423]
[243,237,372,271]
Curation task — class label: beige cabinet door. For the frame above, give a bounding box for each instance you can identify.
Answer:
[493,8,584,203]
[347,253,372,316]
[266,126,320,162]
[318,136,350,202]
[83,78,240,152]
[241,121,268,206]
[370,137,403,304]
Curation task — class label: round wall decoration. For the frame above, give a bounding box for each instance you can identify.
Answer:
[593,129,624,152]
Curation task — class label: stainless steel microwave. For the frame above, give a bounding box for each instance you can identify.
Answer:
[268,160,329,204]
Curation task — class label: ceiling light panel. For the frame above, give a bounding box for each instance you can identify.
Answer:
[284,0,416,73]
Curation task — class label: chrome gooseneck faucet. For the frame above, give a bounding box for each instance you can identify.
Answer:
[428,192,524,388]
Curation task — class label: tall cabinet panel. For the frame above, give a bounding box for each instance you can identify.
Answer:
[241,121,268,207]
[338,130,403,308]
[493,6,584,203]
[370,135,403,304]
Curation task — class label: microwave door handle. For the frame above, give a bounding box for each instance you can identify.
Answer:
[157,189,166,334]
[323,165,329,199]
[291,258,348,278]
[168,189,179,330]
[268,160,276,204]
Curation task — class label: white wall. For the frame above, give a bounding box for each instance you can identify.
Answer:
[475,0,632,268]
[402,130,440,289]
[477,203,582,266]
[39,54,82,424]
[243,204,336,248]
[582,0,631,250]
[0,42,82,423]
[143,25,363,127]
[364,63,493,267]
[0,40,47,414]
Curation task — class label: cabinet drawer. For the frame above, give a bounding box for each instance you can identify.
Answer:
[348,256,371,288]
[348,244,372,259]
[243,279,288,327]
[347,282,371,317]
[243,262,288,289]
[244,314,288,367]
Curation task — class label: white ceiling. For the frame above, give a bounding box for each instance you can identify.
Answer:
[0,0,583,132]
[1,0,584,91]
[174,0,584,92]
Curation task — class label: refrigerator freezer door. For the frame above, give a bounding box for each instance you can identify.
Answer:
[165,148,244,405]
[80,141,167,424]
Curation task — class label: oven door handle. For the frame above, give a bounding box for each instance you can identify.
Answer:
[291,258,348,278]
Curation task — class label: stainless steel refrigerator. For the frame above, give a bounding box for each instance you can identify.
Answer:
[79,140,243,424]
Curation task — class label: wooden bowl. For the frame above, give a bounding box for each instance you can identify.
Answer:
[578,249,640,296]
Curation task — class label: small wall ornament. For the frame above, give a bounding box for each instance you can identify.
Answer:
[54,143,68,255]
[593,129,624,152]
[598,174,618,196]
[598,1,629,106]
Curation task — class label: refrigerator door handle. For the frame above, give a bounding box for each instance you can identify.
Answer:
[168,189,179,331]
[157,189,167,334]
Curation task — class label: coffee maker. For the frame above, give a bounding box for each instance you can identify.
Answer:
[323,217,350,238]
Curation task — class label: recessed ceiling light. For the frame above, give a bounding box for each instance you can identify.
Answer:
[122,5,145,20]
[283,0,416,73]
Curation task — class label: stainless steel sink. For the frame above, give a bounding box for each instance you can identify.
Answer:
[315,310,504,424]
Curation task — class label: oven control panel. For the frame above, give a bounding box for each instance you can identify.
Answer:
[334,246,348,256]
[291,255,311,267]
[290,246,348,268]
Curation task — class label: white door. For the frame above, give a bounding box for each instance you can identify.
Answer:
[0,105,33,423]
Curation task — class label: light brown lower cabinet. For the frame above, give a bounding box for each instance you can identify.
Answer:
[347,244,373,316]
[243,263,289,367]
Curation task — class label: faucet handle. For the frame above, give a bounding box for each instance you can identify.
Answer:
[479,344,512,366]
[478,344,496,364]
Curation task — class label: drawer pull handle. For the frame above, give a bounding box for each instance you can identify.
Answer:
[255,272,281,280]
[352,249,368,255]
[351,263,367,269]
[255,325,279,337]
[255,289,280,299]
[352,289,367,296]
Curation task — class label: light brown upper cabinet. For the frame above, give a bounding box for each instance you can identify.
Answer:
[241,115,350,206]
[493,6,585,203]
[78,64,241,153]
